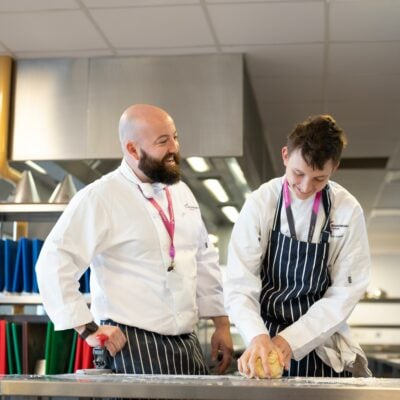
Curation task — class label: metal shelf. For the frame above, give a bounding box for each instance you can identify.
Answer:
[0,203,66,222]
[0,293,91,305]
[0,314,49,323]
[0,293,43,305]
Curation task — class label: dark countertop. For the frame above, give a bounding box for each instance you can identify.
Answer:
[1,374,400,400]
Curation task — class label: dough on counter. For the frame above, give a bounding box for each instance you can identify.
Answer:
[255,351,283,379]
[255,358,267,379]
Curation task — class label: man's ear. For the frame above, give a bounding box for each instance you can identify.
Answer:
[126,141,140,160]
[281,146,289,166]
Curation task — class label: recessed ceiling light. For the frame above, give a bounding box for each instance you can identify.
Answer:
[208,234,219,244]
[202,179,229,203]
[227,158,246,185]
[187,157,210,173]
[25,160,47,174]
[221,206,239,223]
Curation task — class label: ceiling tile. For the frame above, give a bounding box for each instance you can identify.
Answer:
[333,169,386,213]
[340,128,399,159]
[368,231,400,255]
[375,182,400,209]
[206,0,282,3]
[0,11,108,51]
[116,46,217,56]
[261,101,325,128]
[90,5,214,47]
[252,76,323,104]
[339,121,399,142]
[14,49,114,59]
[82,0,199,6]
[0,0,78,11]
[222,43,324,78]
[325,101,400,126]
[329,42,400,75]
[340,135,398,158]
[258,101,325,172]
[325,101,400,159]
[388,145,400,170]
[327,74,400,102]
[260,101,325,151]
[368,216,400,236]
[208,2,324,45]
[330,0,400,42]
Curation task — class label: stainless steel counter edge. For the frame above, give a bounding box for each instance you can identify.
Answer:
[1,375,400,400]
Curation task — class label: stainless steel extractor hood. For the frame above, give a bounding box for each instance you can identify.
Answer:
[9,54,275,232]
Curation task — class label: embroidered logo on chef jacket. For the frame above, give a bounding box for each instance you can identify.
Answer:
[330,221,349,238]
[184,202,199,210]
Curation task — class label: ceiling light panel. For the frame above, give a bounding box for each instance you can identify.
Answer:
[187,157,210,173]
[25,160,47,175]
[202,179,229,203]
[221,205,239,224]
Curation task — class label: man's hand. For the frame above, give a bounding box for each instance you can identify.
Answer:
[272,335,292,370]
[238,334,284,378]
[76,324,127,357]
[210,316,234,374]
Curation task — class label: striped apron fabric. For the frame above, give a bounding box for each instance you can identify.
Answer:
[260,185,351,377]
[101,320,209,375]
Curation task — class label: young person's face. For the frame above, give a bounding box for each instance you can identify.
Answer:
[282,147,337,200]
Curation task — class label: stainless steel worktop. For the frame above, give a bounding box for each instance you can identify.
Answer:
[1,374,400,400]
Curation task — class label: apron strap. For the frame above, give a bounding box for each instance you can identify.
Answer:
[274,182,332,243]
[319,184,332,243]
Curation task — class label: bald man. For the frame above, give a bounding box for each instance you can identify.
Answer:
[37,104,233,375]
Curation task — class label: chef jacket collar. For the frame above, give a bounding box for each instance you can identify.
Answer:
[120,158,166,199]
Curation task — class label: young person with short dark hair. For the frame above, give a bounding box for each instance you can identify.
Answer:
[225,115,371,378]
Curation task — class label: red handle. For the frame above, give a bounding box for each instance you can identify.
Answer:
[95,333,108,347]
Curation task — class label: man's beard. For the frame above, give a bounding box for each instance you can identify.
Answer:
[138,149,181,185]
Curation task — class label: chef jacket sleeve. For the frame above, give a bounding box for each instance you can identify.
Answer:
[195,216,227,318]
[224,193,273,345]
[36,188,109,330]
[278,205,371,360]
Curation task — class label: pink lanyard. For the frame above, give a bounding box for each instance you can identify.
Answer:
[283,179,322,242]
[141,186,176,272]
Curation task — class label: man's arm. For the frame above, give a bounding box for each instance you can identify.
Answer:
[75,323,127,357]
[210,316,233,374]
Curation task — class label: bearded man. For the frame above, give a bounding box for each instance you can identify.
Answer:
[36,104,233,375]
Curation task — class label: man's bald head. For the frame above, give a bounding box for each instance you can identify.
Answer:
[118,104,180,183]
[118,104,174,152]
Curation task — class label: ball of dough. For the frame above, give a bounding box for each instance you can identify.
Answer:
[255,351,283,379]
[255,358,267,379]
[267,350,283,379]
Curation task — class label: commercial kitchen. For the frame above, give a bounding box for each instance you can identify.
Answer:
[1,1,400,399]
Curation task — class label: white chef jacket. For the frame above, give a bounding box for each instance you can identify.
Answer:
[36,159,226,334]
[224,176,371,361]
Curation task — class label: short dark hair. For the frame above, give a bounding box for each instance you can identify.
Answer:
[287,115,347,170]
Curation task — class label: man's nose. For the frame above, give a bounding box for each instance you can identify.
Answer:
[168,138,179,153]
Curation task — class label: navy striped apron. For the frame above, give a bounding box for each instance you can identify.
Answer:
[260,185,351,377]
[101,320,208,375]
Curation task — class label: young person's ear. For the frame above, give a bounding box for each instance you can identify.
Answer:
[281,146,289,166]
[332,161,340,173]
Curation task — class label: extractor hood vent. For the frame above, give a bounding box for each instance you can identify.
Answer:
[340,157,388,169]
